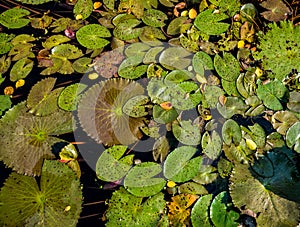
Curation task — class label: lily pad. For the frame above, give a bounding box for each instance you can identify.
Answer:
[172,120,201,145]
[222,119,242,146]
[159,46,192,70]
[10,58,33,82]
[142,9,167,27]
[72,57,92,73]
[96,145,133,182]
[0,33,15,54]
[210,191,240,227]
[139,26,166,44]
[164,146,202,183]
[153,136,170,162]
[287,91,300,113]
[167,16,189,35]
[0,160,82,227]
[192,51,214,75]
[0,8,30,29]
[0,55,11,74]
[271,110,299,135]
[178,182,208,195]
[16,0,55,4]
[202,131,222,160]
[214,52,240,81]
[118,56,148,79]
[153,105,178,124]
[217,96,248,119]
[124,162,166,197]
[193,164,218,185]
[194,9,230,35]
[191,194,213,227]
[42,35,71,49]
[0,95,12,116]
[113,19,142,41]
[58,83,87,111]
[76,24,111,49]
[73,0,93,20]
[286,122,300,153]
[256,79,288,111]
[123,95,150,118]
[78,78,145,146]
[105,187,166,226]
[260,0,291,22]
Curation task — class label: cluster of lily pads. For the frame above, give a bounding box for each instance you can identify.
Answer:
[0,0,300,226]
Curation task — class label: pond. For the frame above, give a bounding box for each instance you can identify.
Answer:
[0,0,300,226]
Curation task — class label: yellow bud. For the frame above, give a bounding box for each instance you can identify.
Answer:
[188,8,197,19]
[64,205,71,212]
[167,181,176,188]
[237,40,245,48]
[255,67,263,78]
[246,138,257,150]
[181,10,188,17]
[15,79,25,88]
[93,1,102,9]
[4,86,14,95]
[160,101,173,110]
[75,14,83,20]
[88,72,99,80]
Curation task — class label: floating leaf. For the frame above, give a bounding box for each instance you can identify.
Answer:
[96,145,133,182]
[167,16,189,35]
[0,102,73,176]
[78,78,145,146]
[192,51,214,75]
[210,191,240,227]
[139,26,166,44]
[214,52,240,81]
[15,0,55,4]
[142,9,167,27]
[153,136,170,162]
[164,146,201,182]
[194,9,230,35]
[0,33,15,54]
[256,79,288,111]
[153,105,178,124]
[76,24,111,49]
[159,46,192,70]
[168,194,199,225]
[118,56,148,79]
[222,119,242,146]
[58,83,87,111]
[113,19,142,41]
[241,123,266,149]
[164,70,194,86]
[51,44,83,59]
[217,96,248,119]
[0,160,82,226]
[124,162,166,197]
[271,110,299,135]
[0,8,30,29]
[124,42,150,57]
[202,131,222,160]
[123,95,150,117]
[172,120,201,145]
[118,0,144,18]
[159,0,178,7]
[106,187,166,226]
[217,157,234,178]
[9,58,33,82]
[191,194,213,227]
[0,95,12,116]
[9,43,34,61]
[203,85,224,108]
[103,0,114,10]
[0,55,11,74]
[260,0,291,22]
[144,46,164,64]
[193,164,218,185]
[42,35,71,49]
[178,182,208,195]
[73,0,93,20]
[27,77,62,116]
[30,14,52,29]
[230,153,300,226]
[287,91,300,113]
[286,122,300,153]
[50,17,84,33]
[72,57,92,73]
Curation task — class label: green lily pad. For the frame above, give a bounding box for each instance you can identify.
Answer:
[0,55,11,74]
[96,145,133,182]
[76,24,111,49]
[214,52,240,82]
[0,33,15,54]
[193,164,218,185]
[202,131,222,160]
[286,122,300,153]
[222,119,242,146]
[192,51,214,75]
[191,194,213,227]
[167,16,189,35]
[164,146,202,183]
[51,44,83,59]
[15,0,55,4]
[27,77,63,116]
[210,191,240,227]
[217,96,248,119]
[0,8,30,29]
[260,0,291,22]
[105,187,166,226]
[58,83,87,111]
[124,162,166,197]
[0,160,82,227]
[10,58,33,82]
[144,46,164,64]
[287,91,300,113]
[50,17,84,33]
[42,35,71,49]
[159,46,192,70]
[153,136,170,162]
[9,43,34,61]
[73,0,93,20]
[194,9,230,35]
[142,9,167,27]
[124,42,150,58]
[0,95,12,116]
[172,120,201,145]
[118,56,148,79]
[271,110,299,135]
[241,123,266,149]
[178,182,208,195]
[153,105,178,124]
[256,79,288,111]
[164,70,194,86]
[113,19,143,41]
[118,0,144,18]
[123,95,150,118]
[139,26,166,44]
[203,85,224,108]
[72,57,92,73]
